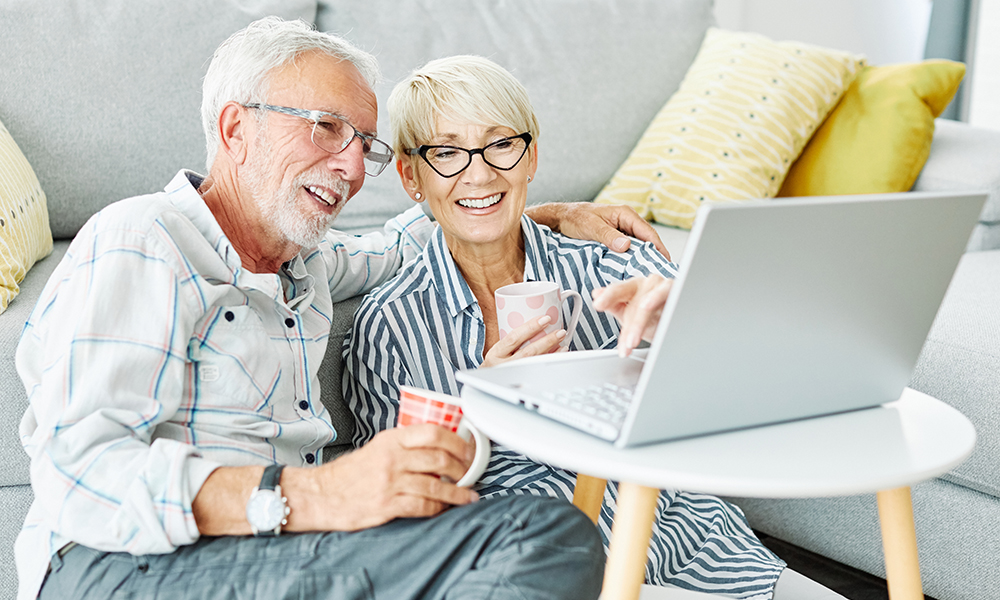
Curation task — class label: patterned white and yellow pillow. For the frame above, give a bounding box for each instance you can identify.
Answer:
[0,119,53,313]
[595,28,865,228]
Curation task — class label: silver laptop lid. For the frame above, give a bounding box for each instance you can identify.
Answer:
[618,191,986,446]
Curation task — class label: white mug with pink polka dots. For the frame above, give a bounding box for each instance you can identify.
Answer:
[494,281,582,348]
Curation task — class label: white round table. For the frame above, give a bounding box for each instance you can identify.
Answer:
[461,386,975,600]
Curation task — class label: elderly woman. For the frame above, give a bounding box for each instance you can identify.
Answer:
[343,56,786,599]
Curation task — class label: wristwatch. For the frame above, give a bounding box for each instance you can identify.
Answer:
[245,464,290,537]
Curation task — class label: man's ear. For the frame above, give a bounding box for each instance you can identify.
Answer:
[218,102,251,165]
[396,159,423,203]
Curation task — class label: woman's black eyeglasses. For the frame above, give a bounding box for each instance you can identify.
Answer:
[406,132,532,178]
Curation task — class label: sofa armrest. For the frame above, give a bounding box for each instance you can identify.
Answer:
[914,120,1000,250]
[915,120,1000,218]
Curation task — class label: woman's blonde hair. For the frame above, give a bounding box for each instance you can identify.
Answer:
[388,55,540,161]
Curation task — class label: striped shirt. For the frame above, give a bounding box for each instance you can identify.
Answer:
[344,216,784,598]
[15,170,433,600]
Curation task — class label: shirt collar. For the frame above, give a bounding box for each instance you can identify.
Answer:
[425,227,478,317]
[164,170,242,271]
[426,215,555,318]
[164,169,315,306]
[520,214,551,283]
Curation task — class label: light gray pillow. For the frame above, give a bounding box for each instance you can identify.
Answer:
[317,0,716,232]
[0,0,317,239]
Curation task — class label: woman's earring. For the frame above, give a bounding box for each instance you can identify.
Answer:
[527,176,532,182]
[415,192,422,200]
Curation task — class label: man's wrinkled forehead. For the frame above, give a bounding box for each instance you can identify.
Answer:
[267,50,379,133]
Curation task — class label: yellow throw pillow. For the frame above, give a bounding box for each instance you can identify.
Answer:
[0,119,53,313]
[778,60,966,197]
[595,28,864,229]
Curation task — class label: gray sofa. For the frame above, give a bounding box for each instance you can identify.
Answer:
[1,1,998,599]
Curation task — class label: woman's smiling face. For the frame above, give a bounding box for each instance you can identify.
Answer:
[405,116,538,251]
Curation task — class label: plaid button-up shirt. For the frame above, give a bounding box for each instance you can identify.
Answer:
[15,170,432,599]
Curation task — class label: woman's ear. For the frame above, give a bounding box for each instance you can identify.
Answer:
[396,159,424,203]
[527,143,539,183]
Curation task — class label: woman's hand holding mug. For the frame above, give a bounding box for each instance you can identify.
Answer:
[484,280,584,368]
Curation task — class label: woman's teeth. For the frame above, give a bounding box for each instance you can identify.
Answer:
[307,185,336,206]
[458,193,502,209]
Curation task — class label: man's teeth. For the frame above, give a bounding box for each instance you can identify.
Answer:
[458,193,502,209]
[307,185,336,206]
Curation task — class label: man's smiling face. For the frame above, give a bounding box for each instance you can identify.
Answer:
[243,50,378,248]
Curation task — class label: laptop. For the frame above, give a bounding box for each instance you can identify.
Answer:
[457,191,986,448]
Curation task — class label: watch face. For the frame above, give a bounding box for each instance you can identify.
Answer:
[246,490,285,533]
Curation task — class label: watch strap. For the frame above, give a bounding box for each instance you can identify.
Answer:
[251,465,287,538]
[259,464,285,492]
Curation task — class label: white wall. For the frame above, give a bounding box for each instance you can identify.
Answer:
[968,0,1000,130]
[714,0,933,65]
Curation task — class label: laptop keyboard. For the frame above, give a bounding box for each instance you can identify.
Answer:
[536,383,635,440]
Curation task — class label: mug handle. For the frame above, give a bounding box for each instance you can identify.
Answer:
[558,290,583,347]
[455,419,491,487]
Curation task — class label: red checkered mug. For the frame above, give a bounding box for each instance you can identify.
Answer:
[397,386,491,487]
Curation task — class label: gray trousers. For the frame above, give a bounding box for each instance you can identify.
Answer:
[38,496,604,600]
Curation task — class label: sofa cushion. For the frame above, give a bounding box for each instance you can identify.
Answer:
[731,477,1000,600]
[0,241,69,488]
[595,28,863,228]
[0,119,52,313]
[969,222,1000,252]
[912,119,1000,252]
[319,295,364,456]
[0,0,317,240]
[316,0,716,232]
[779,60,965,198]
[0,484,33,600]
[909,249,1000,499]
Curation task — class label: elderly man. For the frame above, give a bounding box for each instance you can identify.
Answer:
[15,17,669,600]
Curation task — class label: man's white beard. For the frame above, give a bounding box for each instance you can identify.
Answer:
[245,136,351,249]
[269,172,349,248]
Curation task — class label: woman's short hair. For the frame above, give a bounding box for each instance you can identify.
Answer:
[388,55,540,160]
[201,17,380,170]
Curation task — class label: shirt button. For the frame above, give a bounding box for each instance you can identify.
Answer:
[224,311,235,322]
[298,400,309,410]
[305,453,315,464]
[284,318,295,328]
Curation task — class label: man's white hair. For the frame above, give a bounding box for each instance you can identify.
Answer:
[201,16,380,171]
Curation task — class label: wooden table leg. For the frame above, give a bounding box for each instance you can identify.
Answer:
[601,482,659,600]
[574,474,608,524]
[877,487,924,600]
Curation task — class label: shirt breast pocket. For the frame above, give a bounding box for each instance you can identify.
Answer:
[188,306,284,414]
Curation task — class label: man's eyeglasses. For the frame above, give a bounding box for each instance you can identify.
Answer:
[244,103,394,177]
[406,132,532,178]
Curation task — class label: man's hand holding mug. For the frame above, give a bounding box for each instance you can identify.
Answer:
[397,386,491,487]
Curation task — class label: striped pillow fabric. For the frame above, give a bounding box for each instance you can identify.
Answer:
[595,28,865,229]
[0,120,53,313]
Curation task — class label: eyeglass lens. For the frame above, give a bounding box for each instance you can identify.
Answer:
[425,136,529,177]
[310,117,393,176]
